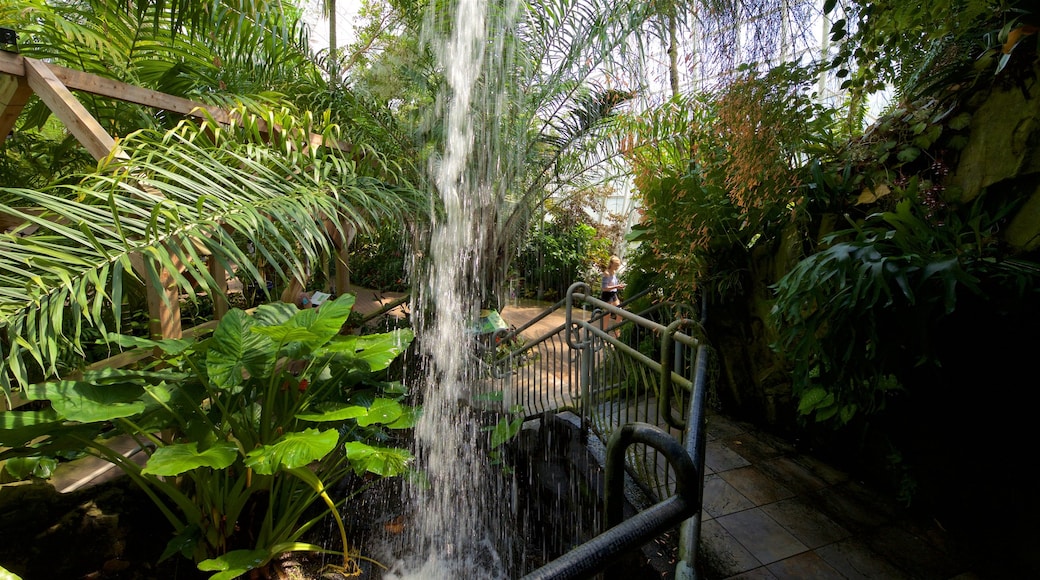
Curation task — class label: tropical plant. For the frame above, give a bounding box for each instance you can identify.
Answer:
[0,111,424,401]
[348,223,413,292]
[823,0,1036,109]
[1,0,316,103]
[625,64,837,303]
[514,188,621,300]
[367,0,671,309]
[0,294,416,578]
[770,186,1031,427]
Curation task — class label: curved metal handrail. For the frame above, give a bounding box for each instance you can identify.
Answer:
[520,422,701,580]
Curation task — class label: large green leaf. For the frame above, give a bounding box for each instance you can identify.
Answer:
[25,380,145,423]
[251,294,357,348]
[197,549,269,580]
[0,563,23,580]
[343,441,413,477]
[206,309,276,388]
[325,328,414,371]
[487,416,524,449]
[386,406,420,429]
[243,429,339,475]
[0,409,63,447]
[355,398,404,427]
[141,442,238,476]
[107,333,194,355]
[295,403,369,422]
[0,408,60,428]
[3,456,58,480]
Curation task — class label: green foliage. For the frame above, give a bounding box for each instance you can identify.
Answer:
[515,188,621,300]
[484,405,525,472]
[626,65,840,303]
[0,112,424,400]
[824,0,1034,102]
[0,295,416,578]
[349,224,412,291]
[0,128,96,190]
[771,189,1028,426]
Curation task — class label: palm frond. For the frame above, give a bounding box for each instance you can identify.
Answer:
[0,114,423,395]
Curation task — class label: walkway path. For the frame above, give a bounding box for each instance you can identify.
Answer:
[698,410,977,579]
[494,297,1015,579]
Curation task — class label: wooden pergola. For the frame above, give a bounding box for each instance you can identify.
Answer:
[0,49,355,342]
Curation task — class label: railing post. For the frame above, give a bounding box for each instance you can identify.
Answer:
[659,318,695,429]
[676,343,710,580]
[566,282,593,433]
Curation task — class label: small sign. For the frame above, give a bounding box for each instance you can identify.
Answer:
[309,291,331,306]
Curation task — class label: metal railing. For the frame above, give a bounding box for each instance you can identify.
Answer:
[475,282,711,579]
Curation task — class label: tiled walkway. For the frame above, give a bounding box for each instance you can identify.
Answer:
[698,410,1004,580]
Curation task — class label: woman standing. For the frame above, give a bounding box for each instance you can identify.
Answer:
[600,255,625,334]
[600,255,625,306]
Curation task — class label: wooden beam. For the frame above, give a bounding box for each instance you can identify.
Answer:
[0,73,31,144]
[22,57,122,161]
[0,51,350,153]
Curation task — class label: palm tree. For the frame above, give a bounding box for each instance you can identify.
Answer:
[365,0,667,309]
[0,1,426,402]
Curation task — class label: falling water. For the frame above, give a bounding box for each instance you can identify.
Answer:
[385,0,513,576]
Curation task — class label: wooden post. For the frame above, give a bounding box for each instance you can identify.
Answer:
[0,73,31,143]
[334,219,356,296]
[209,253,229,319]
[129,253,182,342]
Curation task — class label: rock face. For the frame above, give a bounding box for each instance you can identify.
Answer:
[951,62,1040,251]
[711,58,1040,434]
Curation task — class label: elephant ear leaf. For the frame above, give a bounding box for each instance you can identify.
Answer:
[352,329,413,371]
[252,294,357,348]
[141,442,238,476]
[343,441,413,477]
[326,328,414,371]
[207,309,275,388]
[197,548,269,580]
[24,380,144,423]
[355,398,403,427]
[295,403,368,422]
[243,428,339,475]
[305,293,355,341]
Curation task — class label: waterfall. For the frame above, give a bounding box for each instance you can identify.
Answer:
[385,0,514,576]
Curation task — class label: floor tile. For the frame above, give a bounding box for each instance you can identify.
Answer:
[805,483,892,533]
[863,523,964,580]
[760,497,850,549]
[705,439,752,473]
[718,466,795,506]
[705,413,748,441]
[814,538,911,580]
[717,507,808,564]
[766,551,845,579]
[756,455,830,495]
[697,518,763,578]
[701,473,755,518]
[726,566,779,579]
[723,431,784,464]
[789,453,850,486]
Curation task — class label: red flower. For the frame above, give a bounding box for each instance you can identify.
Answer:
[298,379,308,392]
